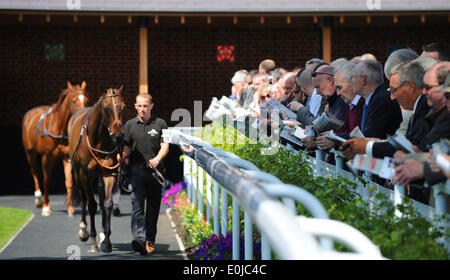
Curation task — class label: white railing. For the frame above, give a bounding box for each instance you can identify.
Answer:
[163,128,385,260]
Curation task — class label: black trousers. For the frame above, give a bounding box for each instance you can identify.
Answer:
[129,165,162,244]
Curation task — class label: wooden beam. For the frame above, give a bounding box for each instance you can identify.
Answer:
[286,15,291,24]
[139,22,148,93]
[322,27,332,63]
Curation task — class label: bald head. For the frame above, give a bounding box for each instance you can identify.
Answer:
[312,65,336,97]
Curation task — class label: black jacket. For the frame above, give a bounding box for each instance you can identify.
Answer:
[372,94,429,158]
[362,84,403,139]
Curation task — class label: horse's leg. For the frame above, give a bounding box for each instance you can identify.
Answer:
[86,181,99,253]
[86,192,99,252]
[78,197,89,242]
[25,150,43,208]
[98,175,115,253]
[41,153,55,216]
[75,171,89,242]
[63,159,75,216]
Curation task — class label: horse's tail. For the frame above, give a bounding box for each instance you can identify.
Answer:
[70,169,82,207]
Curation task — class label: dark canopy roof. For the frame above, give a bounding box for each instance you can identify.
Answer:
[1,0,449,13]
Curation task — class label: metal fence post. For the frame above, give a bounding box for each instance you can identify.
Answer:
[244,212,253,260]
[213,180,220,235]
[221,186,228,236]
[394,183,405,217]
[206,173,212,224]
[316,148,325,177]
[192,161,197,209]
[232,196,240,260]
[198,166,204,216]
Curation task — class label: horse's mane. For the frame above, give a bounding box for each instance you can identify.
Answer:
[51,88,71,112]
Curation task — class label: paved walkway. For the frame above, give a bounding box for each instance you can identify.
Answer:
[0,194,186,260]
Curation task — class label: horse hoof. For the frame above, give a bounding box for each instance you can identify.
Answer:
[88,245,99,253]
[99,242,112,253]
[34,191,43,208]
[78,223,89,242]
[41,206,52,216]
[78,232,89,242]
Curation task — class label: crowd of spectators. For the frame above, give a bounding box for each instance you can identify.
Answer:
[226,42,450,206]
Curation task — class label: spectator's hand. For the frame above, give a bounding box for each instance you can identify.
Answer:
[343,138,368,154]
[282,120,300,128]
[301,136,317,149]
[316,134,335,150]
[340,142,356,160]
[394,159,424,185]
[393,151,407,161]
[428,151,441,173]
[287,101,304,112]
[412,145,423,153]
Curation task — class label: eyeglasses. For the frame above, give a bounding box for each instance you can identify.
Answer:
[311,71,334,78]
[388,86,401,95]
[388,81,407,95]
[294,83,305,95]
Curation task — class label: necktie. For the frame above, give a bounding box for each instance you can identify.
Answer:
[361,104,368,131]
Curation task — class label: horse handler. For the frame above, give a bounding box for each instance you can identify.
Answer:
[117,92,169,255]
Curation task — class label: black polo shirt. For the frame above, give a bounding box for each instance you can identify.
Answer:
[124,116,168,166]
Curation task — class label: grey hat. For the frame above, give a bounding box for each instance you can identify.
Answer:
[231,70,248,84]
[439,73,450,93]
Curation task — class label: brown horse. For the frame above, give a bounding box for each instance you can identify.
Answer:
[68,85,126,253]
[22,81,88,216]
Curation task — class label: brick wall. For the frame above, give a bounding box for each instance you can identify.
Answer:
[0,26,139,127]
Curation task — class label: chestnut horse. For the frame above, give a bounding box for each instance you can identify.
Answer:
[68,86,126,253]
[22,81,88,216]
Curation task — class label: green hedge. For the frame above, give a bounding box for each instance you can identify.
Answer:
[195,123,449,260]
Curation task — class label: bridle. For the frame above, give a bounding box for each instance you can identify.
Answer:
[72,89,124,170]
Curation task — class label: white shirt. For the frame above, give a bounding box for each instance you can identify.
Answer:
[349,95,362,110]
[309,89,322,117]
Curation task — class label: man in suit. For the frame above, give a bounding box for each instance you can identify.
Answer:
[340,60,403,160]
[394,65,450,204]
[370,61,431,158]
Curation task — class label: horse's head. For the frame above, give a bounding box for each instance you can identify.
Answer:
[67,81,88,112]
[99,85,126,147]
